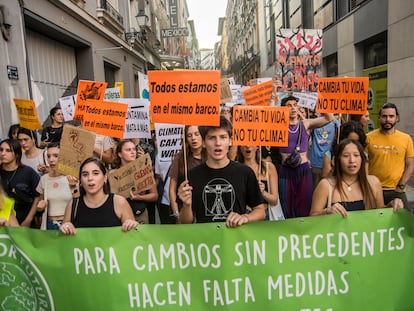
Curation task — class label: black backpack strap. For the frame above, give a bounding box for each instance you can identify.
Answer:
[70,198,79,223]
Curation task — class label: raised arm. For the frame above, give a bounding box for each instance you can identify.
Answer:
[303,113,334,131]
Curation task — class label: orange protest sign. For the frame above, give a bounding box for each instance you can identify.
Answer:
[242,80,274,106]
[148,70,220,126]
[232,105,289,147]
[13,98,42,130]
[316,77,369,114]
[74,80,107,122]
[79,99,128,139]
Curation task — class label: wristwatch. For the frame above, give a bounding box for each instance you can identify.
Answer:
[397,184,406,190]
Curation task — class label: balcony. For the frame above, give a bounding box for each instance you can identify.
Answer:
[96,0,124,35]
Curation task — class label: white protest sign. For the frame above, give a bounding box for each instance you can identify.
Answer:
[230,84,245,105]
[118,98,151,139]
[138,72,150,99]
[293,91,319,110]
[154,123,184,162]
[58,95,76,121]
[104,88,121,101]
[228,77,236,85]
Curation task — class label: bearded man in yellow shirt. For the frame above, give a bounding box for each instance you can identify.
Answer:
[366,103,414,208]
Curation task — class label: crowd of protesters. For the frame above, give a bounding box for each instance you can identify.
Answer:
[0,92,413,230]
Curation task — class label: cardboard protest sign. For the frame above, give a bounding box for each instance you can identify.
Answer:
[292,91,319,110]
[232,105,289,147]
[220,78,233,103]
[58,95,76,121]
[104,88,121,101]
[242,80,274,106]
[276,29,322,92]
[57,124,96,176]
[74,80,107,122]
[13,98,42,130]
[118,98,151,139]
[154,123,184,162]
[78,99,128,139]
[108,153,155,197]
[114,81,124,98]
[149,70,220,126]
[316,77,369,114]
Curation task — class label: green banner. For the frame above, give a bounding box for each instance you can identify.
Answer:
[1,209,414,310]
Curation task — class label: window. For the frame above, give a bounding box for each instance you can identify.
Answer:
[325,53,338,77]
[363,32,387,69]
[104,62,118,87]
[336,0,350,20]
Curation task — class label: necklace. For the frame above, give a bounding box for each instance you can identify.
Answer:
[4,167,18,188]
[342,179,358,192]
[84,194,108,208]
[288,123,299,134]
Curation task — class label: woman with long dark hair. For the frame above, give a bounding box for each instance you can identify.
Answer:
[111,139,157,224]
[0,139,40,226]
[321,120,367,178]
[310,139,403,217]
[237,145,279,216]
[60,157,138,234]
[168,125,204,220]
[18,127,48,176]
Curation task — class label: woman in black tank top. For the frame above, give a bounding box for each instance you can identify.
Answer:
[60,157,138,234]
[310,139,403,217]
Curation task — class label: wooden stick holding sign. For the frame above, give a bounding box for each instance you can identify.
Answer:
[182,130,188,181]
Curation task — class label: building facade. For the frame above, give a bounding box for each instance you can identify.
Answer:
[223,0,414,133]
[0,0,198,138]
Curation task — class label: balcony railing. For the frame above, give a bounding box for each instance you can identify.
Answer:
[100,0,123,25]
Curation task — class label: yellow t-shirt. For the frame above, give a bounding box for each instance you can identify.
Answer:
[0,195,15,221]
[366,129,414,188]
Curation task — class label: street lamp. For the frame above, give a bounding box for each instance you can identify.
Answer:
[135,11,149,42]
[136,11,148,28]
[125,11,149,45]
